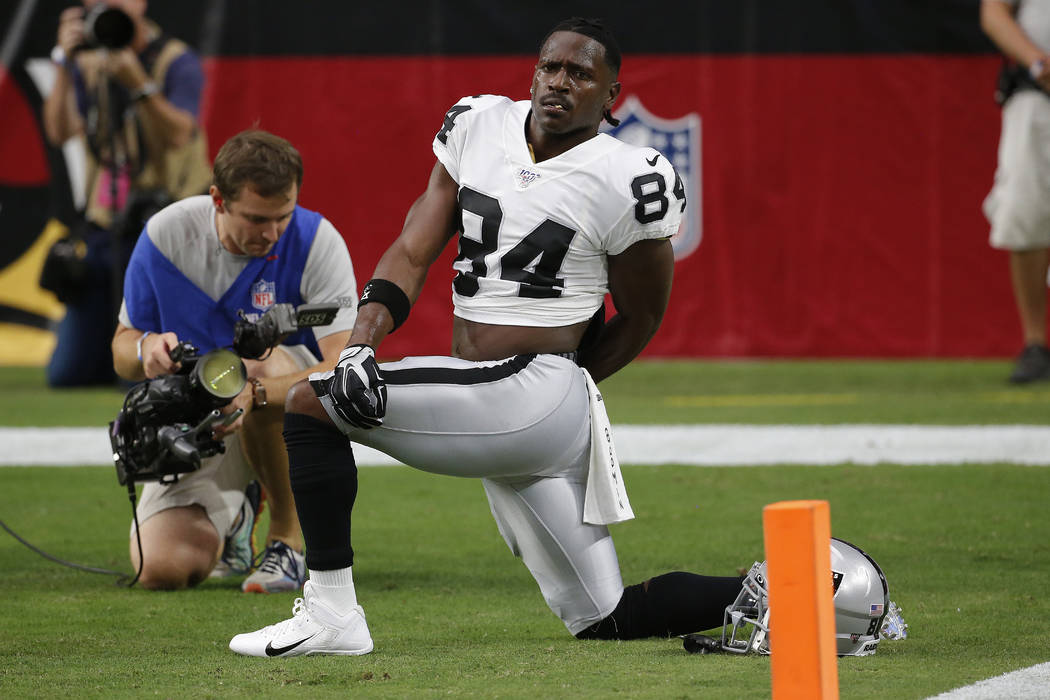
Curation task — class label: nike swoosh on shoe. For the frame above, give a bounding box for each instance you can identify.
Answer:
[265,634,317,656]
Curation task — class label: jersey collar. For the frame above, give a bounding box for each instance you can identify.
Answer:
[507,100,615,176]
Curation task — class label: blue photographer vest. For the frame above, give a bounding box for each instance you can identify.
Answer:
[124,206,323,357]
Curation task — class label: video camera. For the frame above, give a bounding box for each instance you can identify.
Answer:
[110,342,246,486]
[109,302,341,486]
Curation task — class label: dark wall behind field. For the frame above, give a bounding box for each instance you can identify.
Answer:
[1,1,1012,359]
[3,1,999,56]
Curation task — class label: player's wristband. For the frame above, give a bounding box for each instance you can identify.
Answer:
[136,331,152,363]
[358,279,411,332]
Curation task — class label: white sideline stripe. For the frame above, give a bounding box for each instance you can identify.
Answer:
[925,662,1050,699]
[2,424,1050,467]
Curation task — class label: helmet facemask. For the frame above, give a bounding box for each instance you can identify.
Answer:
[721,561,772,654]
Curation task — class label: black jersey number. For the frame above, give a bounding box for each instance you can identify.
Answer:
[437,105,471,145]
[630,168,687,224]
[454,188,576,299]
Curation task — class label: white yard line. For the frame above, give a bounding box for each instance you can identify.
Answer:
[2,424,1050,467]
[925,662,1050,699]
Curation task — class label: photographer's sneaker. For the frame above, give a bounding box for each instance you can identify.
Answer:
[229,581,374,657]
[210,481,263,578]
[242,540,306,593]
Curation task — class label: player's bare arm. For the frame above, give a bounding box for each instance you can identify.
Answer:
[347,160,460,350]
[580,237,674,383]
[297,161,461,427]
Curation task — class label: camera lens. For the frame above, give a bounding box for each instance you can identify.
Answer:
[85,6,135,49]
[194,349,247,401]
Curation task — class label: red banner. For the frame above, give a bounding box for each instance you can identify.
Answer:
[202,53,1007,358]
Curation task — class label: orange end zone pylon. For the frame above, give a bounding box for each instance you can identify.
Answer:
[762,500,839,700]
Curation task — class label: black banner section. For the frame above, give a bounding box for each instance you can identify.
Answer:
[0,304,50,331]
[7,0,995,59]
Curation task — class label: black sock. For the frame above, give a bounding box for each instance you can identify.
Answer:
[284,412,357,570]
[575,571,744,640]
[644,571,744,636]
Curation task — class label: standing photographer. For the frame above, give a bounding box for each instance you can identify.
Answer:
[42,0,211,387]
[110,130,358,592]
[982,0,1050,382]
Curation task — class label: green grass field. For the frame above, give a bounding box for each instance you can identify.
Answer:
[1,361,1048,698]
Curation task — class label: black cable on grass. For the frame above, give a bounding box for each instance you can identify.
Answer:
[1,482,143,587]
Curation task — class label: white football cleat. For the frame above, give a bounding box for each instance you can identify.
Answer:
[229,581,374,657]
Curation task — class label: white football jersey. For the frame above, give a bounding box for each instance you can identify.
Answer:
[433,95,685,327]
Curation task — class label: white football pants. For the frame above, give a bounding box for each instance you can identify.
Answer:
[314,352,624,634]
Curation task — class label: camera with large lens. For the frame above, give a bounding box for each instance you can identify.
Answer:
[233,302,340,359]
[109,342,247,486]
[110,303,340,486]
[82,4,135,50]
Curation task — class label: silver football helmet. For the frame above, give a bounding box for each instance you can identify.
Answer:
[721,538,907,657]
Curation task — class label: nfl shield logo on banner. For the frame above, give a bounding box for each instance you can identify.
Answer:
[251,279,276,312]
[603,96,702,261]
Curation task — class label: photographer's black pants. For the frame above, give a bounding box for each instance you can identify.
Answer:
[46,224,119,387]
[284,412,358,570]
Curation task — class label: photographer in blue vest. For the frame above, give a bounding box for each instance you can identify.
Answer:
[110,129,359,592]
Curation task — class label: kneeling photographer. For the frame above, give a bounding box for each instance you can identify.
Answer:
[110,130,358,592]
